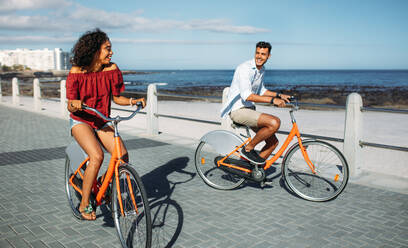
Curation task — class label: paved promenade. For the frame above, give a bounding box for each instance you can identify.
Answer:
[0,104,407,248]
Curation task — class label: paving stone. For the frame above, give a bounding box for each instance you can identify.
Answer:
[29,240,48,248]
[6,236,31,248]
[0,239,12,248]
[0,105,408,248]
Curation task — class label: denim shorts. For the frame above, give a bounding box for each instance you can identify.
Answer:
[69,118,113,131]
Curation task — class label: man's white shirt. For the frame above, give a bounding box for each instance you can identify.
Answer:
[221,59,267,118]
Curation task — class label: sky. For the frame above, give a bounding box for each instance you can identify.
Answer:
[0,0,407,70]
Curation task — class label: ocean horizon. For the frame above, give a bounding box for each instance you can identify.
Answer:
[123,69,408,92]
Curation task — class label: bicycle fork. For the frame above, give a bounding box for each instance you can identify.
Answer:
[111,136,139,217]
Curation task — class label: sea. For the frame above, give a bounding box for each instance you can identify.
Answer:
[123,70,408,94]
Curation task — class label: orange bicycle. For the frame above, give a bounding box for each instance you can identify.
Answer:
[195,98,349,202]
[64,102,152,248]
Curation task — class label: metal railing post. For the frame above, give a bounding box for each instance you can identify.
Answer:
[221,87,234,132]
[33,78,41,111]
[60,80,69,119]
[343,93,363,176]
[12,77,20,106]
[147,83,159,135]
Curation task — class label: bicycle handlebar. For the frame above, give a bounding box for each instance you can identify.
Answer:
[82,101,143,122]
[283,96,299,110]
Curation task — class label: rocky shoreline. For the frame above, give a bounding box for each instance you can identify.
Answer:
[1,74,407,109]
[156,85,408,108]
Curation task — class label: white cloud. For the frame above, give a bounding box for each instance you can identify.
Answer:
[0,15,64,30]
[0,34,75,43]
[0,2,270,35]
[0,35,365,48]
[181,19,269,34]
[0,0,71,12]
[112,38,252,45]
[0,36,247,45]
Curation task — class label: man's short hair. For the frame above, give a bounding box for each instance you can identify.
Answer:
[256,41,272,54]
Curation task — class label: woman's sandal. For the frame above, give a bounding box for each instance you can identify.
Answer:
[78,204,96,221]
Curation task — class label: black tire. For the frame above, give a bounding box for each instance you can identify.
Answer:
[282,140,349,202]
[64,156,83,219]
[195,141,245,190]
[112,165,152,248]
[150,199,183,248]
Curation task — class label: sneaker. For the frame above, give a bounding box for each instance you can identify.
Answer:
[240,147,265,165]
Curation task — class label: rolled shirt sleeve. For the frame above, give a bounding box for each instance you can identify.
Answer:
[259,81,268,96]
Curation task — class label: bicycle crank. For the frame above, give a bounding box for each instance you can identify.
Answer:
[215,156,266,183]
[251,166,266,182]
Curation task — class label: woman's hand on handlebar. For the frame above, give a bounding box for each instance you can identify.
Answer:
[68,100,83,112]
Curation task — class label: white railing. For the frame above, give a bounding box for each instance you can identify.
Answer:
[2,77,407,177]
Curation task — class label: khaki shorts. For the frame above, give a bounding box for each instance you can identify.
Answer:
[230,107,261,128]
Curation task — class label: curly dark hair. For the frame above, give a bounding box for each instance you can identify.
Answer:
[70,28,109,67]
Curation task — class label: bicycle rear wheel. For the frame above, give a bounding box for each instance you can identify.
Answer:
[112,165,152,248]
[64,156,83,219]
[195,141,245,190]
[282,140,349,202]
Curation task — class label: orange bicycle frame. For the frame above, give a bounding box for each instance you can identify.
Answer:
[69,135,138,216]
[218,122,317,174]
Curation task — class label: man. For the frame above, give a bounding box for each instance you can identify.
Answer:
[221,41,291,165]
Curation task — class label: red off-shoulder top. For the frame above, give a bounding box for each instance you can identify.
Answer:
[66,68,125,129]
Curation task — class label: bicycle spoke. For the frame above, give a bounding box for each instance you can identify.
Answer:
[195,142,245,190]
[283,141,349,201]
[112,165,152,248]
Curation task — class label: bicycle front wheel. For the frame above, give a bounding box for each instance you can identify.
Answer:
[282,140,349,202]
[195,141,245,190]
[112,165,152,248]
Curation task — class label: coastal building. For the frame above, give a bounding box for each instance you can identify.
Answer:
[0,48,71,71]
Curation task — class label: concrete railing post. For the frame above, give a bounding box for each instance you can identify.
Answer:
[147,83,159,135]
[343,93,363,176]
[221,87,234,131]
[33,78,41,111]
[60,80,69,119]
[12,77,20,106]
[0,77,2,101]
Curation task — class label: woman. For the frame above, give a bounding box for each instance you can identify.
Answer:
[66,28,145,220]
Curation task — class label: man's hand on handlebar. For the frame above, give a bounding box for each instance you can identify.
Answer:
[272,93,292,107]
[272,98,286,107]
[131,98,146,108]
[279,94,292,103]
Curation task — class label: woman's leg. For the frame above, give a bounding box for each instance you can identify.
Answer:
[96,126,128,163]
[72,123,104,220]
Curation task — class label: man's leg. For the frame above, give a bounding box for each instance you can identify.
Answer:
[259,134,279,159]
[245,113,280,159]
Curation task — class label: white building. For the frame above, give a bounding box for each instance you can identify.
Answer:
[0,48,70,71]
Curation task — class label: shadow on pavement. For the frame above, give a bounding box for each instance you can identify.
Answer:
[142,157,196,248]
